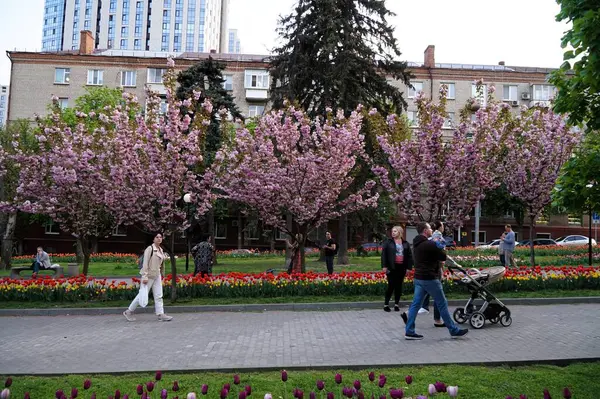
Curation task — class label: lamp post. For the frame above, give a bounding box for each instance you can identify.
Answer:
[586,183,595,266]
[183,193,193,272]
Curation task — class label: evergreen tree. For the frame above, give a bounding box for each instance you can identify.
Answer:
[177,56,243,164]
[269,0,411,117]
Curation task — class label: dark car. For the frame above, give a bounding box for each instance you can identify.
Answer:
[517,238,558,247]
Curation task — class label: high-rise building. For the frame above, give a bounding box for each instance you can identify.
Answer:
[227,28,241,54]
[41,0,230,53]
[0,85,8,127]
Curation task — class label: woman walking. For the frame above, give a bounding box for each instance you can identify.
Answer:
[123,233,173,322]
[381,226,413,312]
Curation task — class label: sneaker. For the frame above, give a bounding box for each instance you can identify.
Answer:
[383,305,391,312]
[418,308,429,315]
[405,333,424,340]
[158,313,173,322]
[400,312,408,325]
[123,310,136,322]
[394,305,400,312]
[451,329,469,339]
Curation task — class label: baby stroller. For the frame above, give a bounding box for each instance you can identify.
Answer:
[445,256,512,329]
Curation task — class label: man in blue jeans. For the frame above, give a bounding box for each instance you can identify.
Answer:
[402,222,468,340]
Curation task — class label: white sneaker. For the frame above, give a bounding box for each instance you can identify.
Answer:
[123,310,136,322]
[418,308,430,315]
[158,313,173,322]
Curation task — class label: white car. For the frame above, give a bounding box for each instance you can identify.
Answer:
[476,239,502,249]
[555,235,597,247]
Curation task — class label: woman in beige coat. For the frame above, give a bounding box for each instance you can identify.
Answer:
[123,233,173,321]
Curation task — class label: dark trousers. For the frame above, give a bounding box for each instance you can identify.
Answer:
[421,294,441,320]
[325,256,334,274]
[384,267,407,305]
[499,254,505,266]
[31,261,42,273]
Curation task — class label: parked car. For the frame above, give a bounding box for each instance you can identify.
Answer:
[555,235,597,247]
[517,238,558,247]
[477,239,502,250]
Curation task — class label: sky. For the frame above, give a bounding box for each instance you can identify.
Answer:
[0,0,570,85]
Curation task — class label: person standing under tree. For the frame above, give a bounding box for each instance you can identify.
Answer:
[381,226,413,312]
[323,231,337,274]
[501,225,517,269]
[191,234,215,277]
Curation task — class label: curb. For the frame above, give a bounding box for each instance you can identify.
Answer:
[1,296,599,317]
[5,357,600,376]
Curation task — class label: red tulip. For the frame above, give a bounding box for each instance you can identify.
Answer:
[563,388,572,399]
[317,381,325,391]
[114,390,121,399]
[137,385,144,395]
[239,391,247,399]
[146,382,155,393]
[224,384,231,392]
[24,393,30,399]
[90,393,96,399]
[368,372,375,382]
[83,380,91,390]
[4,379,11,388]
[543,389,551,399]
[201,384,209,395]
[335,374,342,385]
[327,393,334,399]
[156,371,163,381]
[404,376,412,385]
[70,387,78,398]
[281,370,288,382]
[245,385,252,396]
[310,393,316,399]
[353,380,361,391]
[173,381,180,392]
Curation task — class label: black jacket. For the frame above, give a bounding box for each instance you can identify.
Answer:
[412,235,446,280]
[381,238,413,271]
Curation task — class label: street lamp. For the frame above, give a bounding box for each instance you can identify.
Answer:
[183,193,193,272]
[586,183,596,266]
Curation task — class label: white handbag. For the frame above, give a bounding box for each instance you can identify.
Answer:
[138,283,149,308]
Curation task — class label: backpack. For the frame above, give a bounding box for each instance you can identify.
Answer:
[332,241,339,256]
[138,246,156,269]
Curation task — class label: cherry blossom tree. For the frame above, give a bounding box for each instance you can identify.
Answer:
[212,105,379,272]
[503,107,581,265]
[373,84,512,230]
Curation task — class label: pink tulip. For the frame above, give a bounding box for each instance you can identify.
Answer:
[447,386,458,397]
[427,384,436,396]
[188,394,197,399]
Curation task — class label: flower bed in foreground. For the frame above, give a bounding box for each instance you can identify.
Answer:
[1,365,586,399]
[0,266,598,302]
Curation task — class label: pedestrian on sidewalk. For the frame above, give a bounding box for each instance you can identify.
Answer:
[417,221,446,327]
[123,233,173,322]
[402,222,468,340]
[191,234,215,277]
[323,231,337,275]
[381,225,413,312]
[501,225,517,269]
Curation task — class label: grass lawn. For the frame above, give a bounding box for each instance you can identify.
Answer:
[2,363,596,398]
[2,255,595,277]
[1,289,598,309]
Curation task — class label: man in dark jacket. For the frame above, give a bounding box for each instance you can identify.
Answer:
[403,222,468,340]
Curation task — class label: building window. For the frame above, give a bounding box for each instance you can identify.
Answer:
[244,70,269,89]
[148,68,166,84]
[537,233,552,239]
[222,75,233,91]
[408,82,423,98]
[503,210,515,218]
[58,98,69,109]
[134,39,141,49]
[245,223,259,240]
[470,231,486,245]
[441,83,455,99]
[54,68,71,84]
[135,26,142,35]
[248,105,265,118]
[45,220,60,235]
[532,85,556,101]
[406,111,418,127]
[136,1,143,9]
[443,112,454,129]
[121,70,137,87]
[112,225,127,236]
[503,85,518,101]
[87,69,104,85]
[215,223,227,239]
[121,26,128,36]
[568,213,582,226]
[471,84,488,107]
[120,39,128,48]
[84,20,90,28]
[110,1,116,11]
[159,98,168,114]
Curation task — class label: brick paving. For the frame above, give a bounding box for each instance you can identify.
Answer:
[1,304,599,374]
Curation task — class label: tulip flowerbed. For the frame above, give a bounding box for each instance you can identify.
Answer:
[1,266,599,303]
[2,364,591,399]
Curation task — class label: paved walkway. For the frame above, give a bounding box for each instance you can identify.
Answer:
[1,304,599,374]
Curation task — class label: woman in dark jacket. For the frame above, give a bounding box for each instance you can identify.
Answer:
[381,225,414,312]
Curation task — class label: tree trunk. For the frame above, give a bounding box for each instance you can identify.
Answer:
[285,213,293,264]
[170,231,177,302]
[0,212,17,270]
[529,216,536,266]
[79,236,91,276]
[208,209,217,265]
[75,238,84,264]
[237,211,242,249]
[337,215,349,265]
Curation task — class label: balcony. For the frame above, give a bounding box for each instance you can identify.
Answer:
[245,88,268,100]
[146,83,167,95]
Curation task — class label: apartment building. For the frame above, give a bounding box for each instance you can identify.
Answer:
[227,28,241,54]
[41,0,230,53]
[6,42,589,253]
[0,85,8,127]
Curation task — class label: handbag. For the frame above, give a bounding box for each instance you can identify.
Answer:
[138,282,149,308]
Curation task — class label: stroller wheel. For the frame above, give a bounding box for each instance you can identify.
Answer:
[500,314,512,327]
[453,307,468,324]
[469,312,486,329]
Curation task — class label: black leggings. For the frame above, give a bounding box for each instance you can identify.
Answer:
[384,267,407,305]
